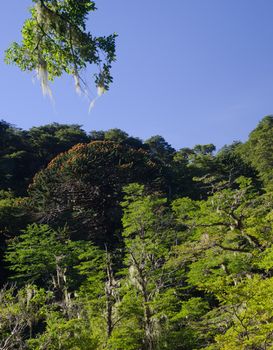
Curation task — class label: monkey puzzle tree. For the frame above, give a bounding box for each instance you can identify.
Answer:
[29,141,166,245]
[5,0,117,96]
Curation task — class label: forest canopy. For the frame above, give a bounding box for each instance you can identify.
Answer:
[0,116,272,349]
[2,2,273,349]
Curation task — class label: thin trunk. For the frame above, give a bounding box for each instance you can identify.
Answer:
[143,296,155,350]
[130,252,156,350]
[105,249,116,338]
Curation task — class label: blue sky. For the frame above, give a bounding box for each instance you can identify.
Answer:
[1,1,273,150]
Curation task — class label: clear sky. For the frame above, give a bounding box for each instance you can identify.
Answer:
[1,0,273,150]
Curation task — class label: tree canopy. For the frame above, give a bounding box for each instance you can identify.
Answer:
[28,140,166,244]
[5,0,117,97]
[0,116,272,349]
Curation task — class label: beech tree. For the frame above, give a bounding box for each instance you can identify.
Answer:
[238,115,273,188]
[5,0,117,96]
[113,184,181,350]
[0,285,51,349]
[5,223,102,303]
[171,177,273,349]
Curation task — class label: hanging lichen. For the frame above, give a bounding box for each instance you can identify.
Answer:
[37,59,52,98]
[73,70,82,95]
[5,0,117,101]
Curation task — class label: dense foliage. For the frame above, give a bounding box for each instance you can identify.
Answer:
[5,0,117,96]
[0,116,272,349]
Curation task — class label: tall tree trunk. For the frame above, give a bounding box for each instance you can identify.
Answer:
[105,249,117,338]
[143,296,155,350]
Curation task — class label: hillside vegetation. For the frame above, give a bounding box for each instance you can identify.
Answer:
[0,116,272,349]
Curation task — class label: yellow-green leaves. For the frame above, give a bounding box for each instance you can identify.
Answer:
[5,0,117,96]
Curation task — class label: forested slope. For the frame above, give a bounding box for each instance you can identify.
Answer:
[0,116,272,349]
